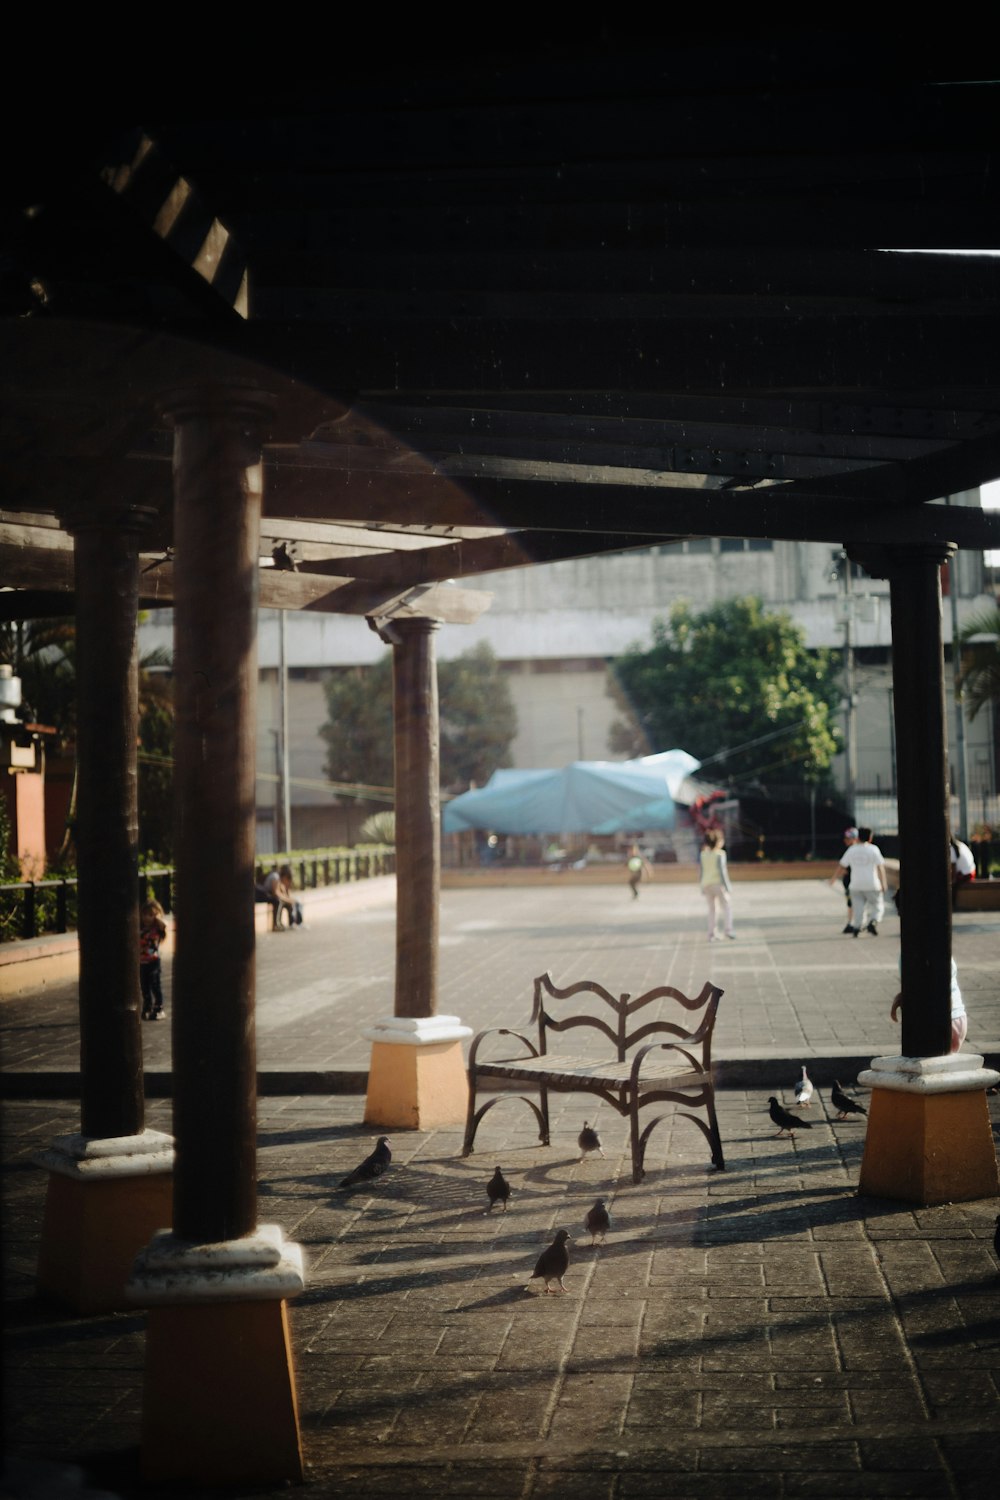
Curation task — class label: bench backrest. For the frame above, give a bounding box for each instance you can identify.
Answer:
[530,971,723,1067]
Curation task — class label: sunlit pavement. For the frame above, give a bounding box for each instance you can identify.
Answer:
[2,877,999,1497]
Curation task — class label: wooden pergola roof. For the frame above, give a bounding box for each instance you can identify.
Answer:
[4,43,1000,619]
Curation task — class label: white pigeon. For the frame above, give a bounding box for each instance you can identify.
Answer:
[794,1066,814,1109]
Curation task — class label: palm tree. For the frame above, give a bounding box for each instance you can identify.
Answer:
[0,617,173,863]
[956,608,1000,719]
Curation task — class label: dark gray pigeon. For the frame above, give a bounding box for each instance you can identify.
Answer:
[527,1229,572,1293]
[768,1096,812,1137]
[339,1135,391,1188]
[486,1166,511,1213]
[993,1214,1000,1265]
[578,1121,605,1160]
[585,1198,611,1245]
[831,1081,867,1120]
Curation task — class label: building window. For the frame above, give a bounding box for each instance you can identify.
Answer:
[719,537,773,553]
[653,538,714,555]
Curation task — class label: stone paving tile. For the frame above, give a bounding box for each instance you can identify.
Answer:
[698,1440,861,1471]
[462,1383,551,1443]
[784,1474,953,1498]
[545,1372,633,1441]
[698,1394,782,1430]
[620,1475,774,1499]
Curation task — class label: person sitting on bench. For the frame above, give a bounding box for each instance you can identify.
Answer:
[254,864,303,929]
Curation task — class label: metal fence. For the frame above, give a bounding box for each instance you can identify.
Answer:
[853,792,1000,845]
[0,847,395,943]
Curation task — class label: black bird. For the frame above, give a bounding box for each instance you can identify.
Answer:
[768,1096,812,1137]
[527,1229,572,1293]
[338,1135,391,1188]
[993,1214,1000,1265]
[578,1121,605,1160]
[486,1166,511,1213]
[831,1081,867,1120]
[585,1198,611,1245]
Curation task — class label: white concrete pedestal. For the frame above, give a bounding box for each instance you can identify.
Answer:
[34,1130,174,1314]
[127,1224,306,1484]
[857,1052,1000,1204]
[363,1013,473,1129]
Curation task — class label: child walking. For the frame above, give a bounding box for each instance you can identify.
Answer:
[625,843,654,899]
[699,828,735,941]
[139,898,168,1020]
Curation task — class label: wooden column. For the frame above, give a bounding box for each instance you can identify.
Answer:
[392,618,440,1020]
[363,616,471,1129]
[34,512,174,1315]
[854,542,999,1204]
[73,519,146,1138]
[168,389,268,1244]
[129,388,305,1485]
[884,544,954,1058]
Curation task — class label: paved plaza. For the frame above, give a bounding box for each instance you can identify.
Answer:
[2,875,999,1497]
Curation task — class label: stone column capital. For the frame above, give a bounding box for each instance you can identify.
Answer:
[368,613,442,646]
[59,501,160,538]
[159,382,274,431]
[848,540,956,580]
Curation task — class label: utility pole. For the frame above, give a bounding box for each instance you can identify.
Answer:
[278,609,292,852]
[945,497,969,839]
[834,550,858,817]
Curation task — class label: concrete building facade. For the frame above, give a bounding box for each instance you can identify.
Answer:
[139,494,999,850]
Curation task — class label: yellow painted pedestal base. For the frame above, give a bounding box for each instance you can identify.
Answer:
[859,1087,1000,1205]
[364,1037,470,1129]
[37,1171,172,1315]
[141,1300,303,1485]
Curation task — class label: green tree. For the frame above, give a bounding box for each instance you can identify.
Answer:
[609,597,842,790]
[320,642,517,793]
[956,606,1000,719]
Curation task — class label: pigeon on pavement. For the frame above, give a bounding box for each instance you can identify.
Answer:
[794,1066,814,1108]
[527,1229,572,1293]
[338,1135,391,1188]
[993,1214,1000,1265]
[585,1198,611,1245]
[486,1166,511,1213]
[768,1096,812,1137]
[578,1121,605,1160]
[831,1081,868,1120]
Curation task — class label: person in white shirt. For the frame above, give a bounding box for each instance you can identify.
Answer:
[832,826,886,936]
[950,836,976,907]
[891,955,967,1052]
[838,826,859,933]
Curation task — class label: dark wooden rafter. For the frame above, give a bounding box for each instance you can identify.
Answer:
[4,59,1000,614]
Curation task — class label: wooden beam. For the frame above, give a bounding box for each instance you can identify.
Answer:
[299,435,881,486]
[238,307,1000,397]
[296,530,661,586]
[261,468,1000,547]
[783,429,1000,505]
[0,542,492,623]
[322,400,952,466]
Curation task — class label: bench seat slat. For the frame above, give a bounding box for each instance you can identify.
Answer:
[476,1056,709,1089]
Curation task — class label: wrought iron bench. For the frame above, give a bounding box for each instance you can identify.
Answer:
[461,972,725,1184]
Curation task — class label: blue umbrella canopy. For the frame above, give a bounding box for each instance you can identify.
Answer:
[442,751,700,835]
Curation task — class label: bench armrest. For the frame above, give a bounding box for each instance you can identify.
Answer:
[628,1039,702,1089]
[468,1027,540,1069]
